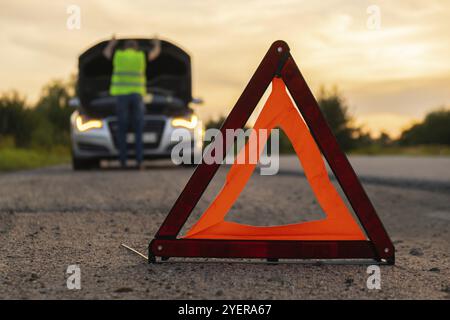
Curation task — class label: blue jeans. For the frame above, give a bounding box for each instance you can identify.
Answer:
[116,93,144,167]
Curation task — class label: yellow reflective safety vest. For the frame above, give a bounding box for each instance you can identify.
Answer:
[110,49,146,96]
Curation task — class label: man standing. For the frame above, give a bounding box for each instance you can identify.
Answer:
[103,36,161,169]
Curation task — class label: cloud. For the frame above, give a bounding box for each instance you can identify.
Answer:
[0,0,449,136]
[356,112,418,138]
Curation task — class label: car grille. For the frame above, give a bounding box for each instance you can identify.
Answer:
[108,118,166,150]
[78,142,110,153]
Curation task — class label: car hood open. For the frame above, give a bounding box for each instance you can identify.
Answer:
[77,38,192,117]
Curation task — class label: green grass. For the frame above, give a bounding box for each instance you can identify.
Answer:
[350,144,450,156]
[0,146,70,172]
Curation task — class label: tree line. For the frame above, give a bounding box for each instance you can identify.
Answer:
[0,79,74,149]
[207,88,449,153]
[0,79,449,152]
[316,88,449,151]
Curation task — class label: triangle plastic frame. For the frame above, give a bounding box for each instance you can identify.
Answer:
[149,41,395,264]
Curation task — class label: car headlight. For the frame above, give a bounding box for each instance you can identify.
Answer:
[75,114,103,132]
[171,115,198,129]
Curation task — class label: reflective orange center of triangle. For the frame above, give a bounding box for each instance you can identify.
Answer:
[184,78,366,240]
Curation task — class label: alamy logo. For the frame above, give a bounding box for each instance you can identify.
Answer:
[66,265,81,290]
[366,5,381,30]
[366,265,381,290]
[171,128,280,175]
[66,4,81,30]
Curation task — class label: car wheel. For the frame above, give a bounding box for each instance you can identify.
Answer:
[72,156,100,170]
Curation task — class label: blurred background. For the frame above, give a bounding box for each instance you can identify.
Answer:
[0,0,449,171]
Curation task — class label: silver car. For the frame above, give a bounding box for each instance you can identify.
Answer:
[70,38,203,170]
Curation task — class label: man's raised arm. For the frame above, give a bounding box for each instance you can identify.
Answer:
[148,38,161,61]
[103,35,118,60]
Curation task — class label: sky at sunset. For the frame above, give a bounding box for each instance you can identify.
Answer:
[0,0,449,137]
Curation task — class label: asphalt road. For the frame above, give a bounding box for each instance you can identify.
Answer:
[0,155,449,299]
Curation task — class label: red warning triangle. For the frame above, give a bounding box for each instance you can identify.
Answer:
[184,78,365,241]
[150,41,395,264]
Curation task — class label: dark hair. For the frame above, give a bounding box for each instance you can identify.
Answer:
[124,40,139,50]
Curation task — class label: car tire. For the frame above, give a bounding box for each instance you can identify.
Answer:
[72,156,100,170]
